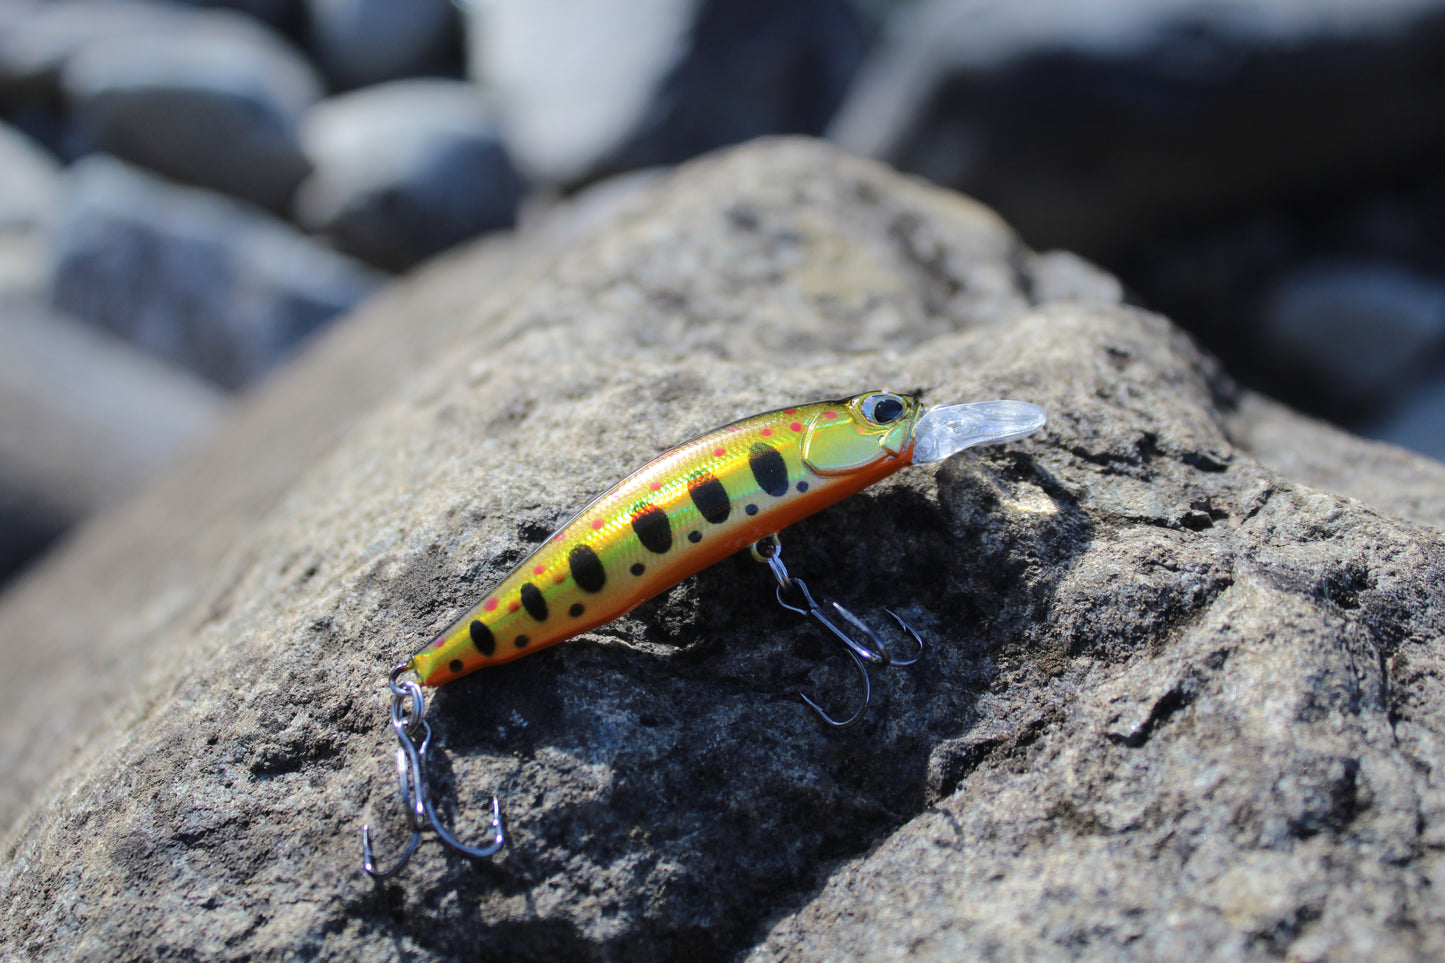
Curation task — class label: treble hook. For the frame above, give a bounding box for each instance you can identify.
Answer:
[361,664,506,879]
[751,534,923,728]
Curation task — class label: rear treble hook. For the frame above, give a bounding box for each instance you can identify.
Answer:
[751,534,923,728]
[361,664,506,879]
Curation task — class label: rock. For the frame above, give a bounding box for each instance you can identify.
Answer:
[1361,373,1445,462]
[1259,259,1445,406]
[0,305,225,583]
[0,120,62,301]
[467,0,864,184]
[1,139,1443,961]
[592,0,867,177]
[60,4,321,212]
[0,0,183,97]
[307,0,460,89]
[1121,185,1445,434]
[464,0,697,184]
[295,79,524,272]
[0,216,536,864]
[173,0,303,31]
[50,154,382,389]
[830,0,1445,258]
[1229,391,1445,530]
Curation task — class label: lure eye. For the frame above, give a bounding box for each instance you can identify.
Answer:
[860,393,906,425]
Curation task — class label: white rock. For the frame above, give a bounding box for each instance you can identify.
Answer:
[464,0,698,183]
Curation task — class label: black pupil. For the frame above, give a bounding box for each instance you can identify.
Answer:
[873,397,904,423]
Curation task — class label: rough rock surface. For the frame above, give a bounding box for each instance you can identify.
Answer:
[1,139,1443,962]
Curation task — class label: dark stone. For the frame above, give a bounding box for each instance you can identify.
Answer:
[59,6,321,212]
[294,79,524,272]
[832,0,1445,260]
[49,155,381,389]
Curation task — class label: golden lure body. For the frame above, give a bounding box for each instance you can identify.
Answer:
[411,390,924,685]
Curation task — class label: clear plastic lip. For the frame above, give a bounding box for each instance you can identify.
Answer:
[911,400,1047,464]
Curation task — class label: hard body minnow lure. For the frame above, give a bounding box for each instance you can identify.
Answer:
[363,390,1046,878]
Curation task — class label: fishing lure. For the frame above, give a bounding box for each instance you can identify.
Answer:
[363,390,1046,878]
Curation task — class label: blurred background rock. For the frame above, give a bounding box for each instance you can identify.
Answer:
[0,0,1442,587]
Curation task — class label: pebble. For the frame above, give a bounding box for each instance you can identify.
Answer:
[307,0,459,89]
[829,0,1445,255]
[0,0,182,95]
[465,0,697,183]
[0,120,62,301]
[0,304,225,581]
[295,78,524,271]
[1260,260,1445,404]
[60,5,322,212]
[50,154,382,389]
[465,0,863,184]
[174,0,302,31]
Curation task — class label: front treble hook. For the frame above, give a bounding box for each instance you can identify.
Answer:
[361,664,506,879]
[751,534,923,728]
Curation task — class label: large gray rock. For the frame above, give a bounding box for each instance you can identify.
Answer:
[60,5,321,212]
[295,79,524,272]
[1,139,1443,961]
[50,155,382,389]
